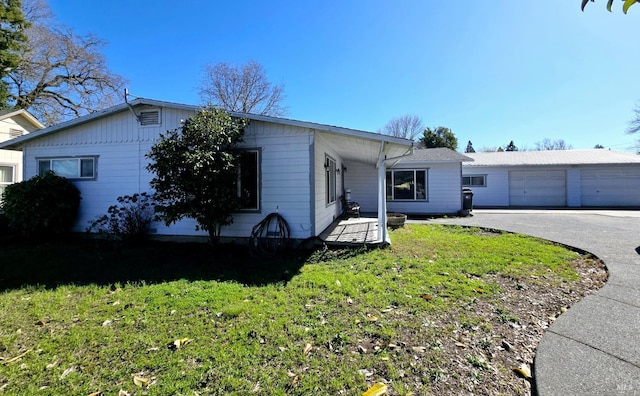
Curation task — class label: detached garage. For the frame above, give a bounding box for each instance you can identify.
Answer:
[462,150,640,208]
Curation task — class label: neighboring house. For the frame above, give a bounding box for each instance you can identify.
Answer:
[352,148,473,215]
[0,109,45,200]
[462,150,640,208]
[0,98,414,243]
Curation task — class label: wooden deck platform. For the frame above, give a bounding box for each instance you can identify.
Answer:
[319,217,383,246]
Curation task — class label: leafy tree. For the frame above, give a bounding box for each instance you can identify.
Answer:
[581,0,637,13]
[419,126,458,151]
[505,140,518,151]
[5,0,126,125]
[465,140,476,153]
[380,114,424,140]
[199,60,286,116]
[534,138,573,151]
[594,144,605,149]
[146,107,249,242]
[0,0,29,108]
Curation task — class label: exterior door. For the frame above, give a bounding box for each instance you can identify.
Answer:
[509,170,567,207]
[581,168,640,207]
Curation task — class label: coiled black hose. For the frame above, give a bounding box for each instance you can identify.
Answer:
[249,213,291,257]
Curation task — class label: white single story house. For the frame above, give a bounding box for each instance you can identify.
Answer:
[349,148,473,216]
[0,109,44,200]
[0,98,423,243]
[462,150,640,208]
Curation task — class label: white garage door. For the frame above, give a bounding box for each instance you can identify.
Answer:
[581,168,640,207]
[509,170,567,206]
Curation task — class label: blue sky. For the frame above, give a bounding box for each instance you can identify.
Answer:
[47,0,640,152]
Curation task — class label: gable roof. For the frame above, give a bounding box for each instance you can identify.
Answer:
[401,148,473,163]
[0,108,45,129]
[464,149,640,167]
[0,98,412,152]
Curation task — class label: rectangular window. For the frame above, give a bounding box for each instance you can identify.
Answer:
[37,157,97,179]
[462,175,486,187]
[325,155,337,204]
[0,165,15,201]
[238,150,260,211]
[386,169,428,201]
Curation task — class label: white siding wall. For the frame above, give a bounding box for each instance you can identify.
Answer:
[314,133,344,234]
[344,160,378,212]
[462,167,510,207]
[21,107,315,239]
[0,115,40,186]
[387,162,463,214]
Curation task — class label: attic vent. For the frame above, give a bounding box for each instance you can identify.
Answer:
[9,128,23,138]
[139,110,160,126]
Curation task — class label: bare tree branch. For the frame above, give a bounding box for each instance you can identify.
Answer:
[380,114,424,141]
[7,16,127,126]
[199,60,287,116]
[534,138,573,151]
[626,104,640,135]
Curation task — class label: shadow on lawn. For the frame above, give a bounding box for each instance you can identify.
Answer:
[0,238,309,292]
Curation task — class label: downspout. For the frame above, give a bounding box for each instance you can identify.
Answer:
[124,89,141,124]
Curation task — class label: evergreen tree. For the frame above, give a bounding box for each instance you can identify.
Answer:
[0,0,29,108]
[465,140,475,153]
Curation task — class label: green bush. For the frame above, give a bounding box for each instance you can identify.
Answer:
[1,172,81,240]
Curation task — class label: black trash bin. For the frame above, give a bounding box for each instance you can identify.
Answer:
[460,188,473,216]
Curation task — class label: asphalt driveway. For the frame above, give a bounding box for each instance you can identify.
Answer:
[424,210,640,396]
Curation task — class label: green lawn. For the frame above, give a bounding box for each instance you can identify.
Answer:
[0,224,592,395]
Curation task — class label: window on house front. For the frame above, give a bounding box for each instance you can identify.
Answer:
[462,175,486,187]
[325,155,337,205]
[38,157,97,179]
[0,165,15,201]
[238,150,260,211]
[386,169,428,201]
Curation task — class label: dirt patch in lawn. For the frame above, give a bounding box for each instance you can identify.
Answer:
[389,255,607,395]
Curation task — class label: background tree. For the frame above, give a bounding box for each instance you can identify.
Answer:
[465,140,476,153]
[0,0,29,108]
[419,126,458,151]
[581,0,637,13]
[534,138,573,151]
[380,114,424,140]
[146,107,249,242]
[627,104,640,136]
[5,0,126,125]
[199,60,286,116]
[505,140,518,151]
[594,144,605,149]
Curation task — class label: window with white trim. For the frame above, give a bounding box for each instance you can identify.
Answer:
[237,149,260,211]
[386,169,428,201]
[0,165,15,201]
[325,155,337,204]
[38,157,97,179]
[462,175,486,187]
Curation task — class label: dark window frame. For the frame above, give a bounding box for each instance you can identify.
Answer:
[386,169,428,201]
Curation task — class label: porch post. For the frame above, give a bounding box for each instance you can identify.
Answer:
[377,147,387,243]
